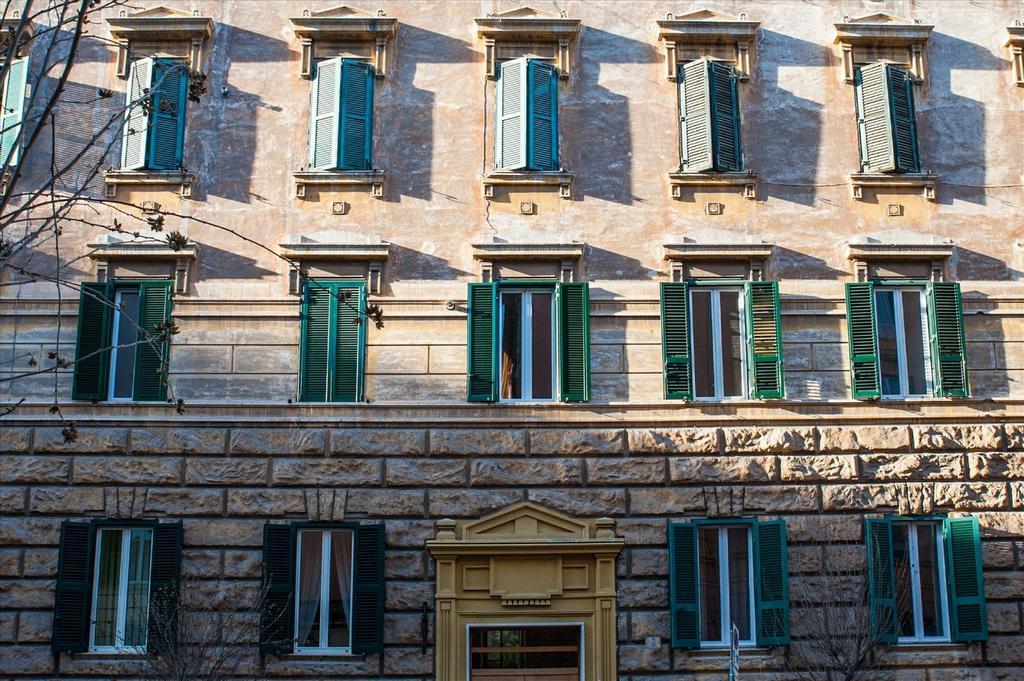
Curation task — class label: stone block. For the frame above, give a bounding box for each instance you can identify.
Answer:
[619,643,670,672]
[630,610,670,640]
[588,457,665,484]
[0,645,54,674]
[385,580,433,610]
[0,549,18,576]
[131,427,227,454]
[383,647,433,675]
[386,520,436,547]
[385,612,428,644]
[145,488,224,515]
[0,611,13,642]
[427,344,466,374]
[812,342,845,370]
[428,489,523,518]
[186,458,267,485]
[780,455,857,481]
[0,428,30,453]
[617,579,667,608]
[230,428,325,456]
[223,549,262,578]
[526,488,627,516]
[969,452,1024,479]
[670,456,778,483]
[346,489,426,517]
[626,427,719,454]
[985,572,1024,600]
[0,579,54,608]
[530,428,625,455]
[169,345,232,373]
[913,424,1006,451]
[34,427,127,453]
[744,485,819,512]
[591,343,623,373]
[861,453,965,481]
[1007,424,1024,450]
[470,458,581,486]
[366,373,464,401]
[722,427,814,453]
[385,458,467,486]
[630,548,667,576]
[0,487,25,513]
[232,345,297,373]
[182,549,221,578]
[1014,482,1024,508]
[988,602,1022,633]
[784,515,863,542]
[822,484,898,511]
[783,343,812,371]
[629,488,704,515]
[29,487,104,514]
[982,540,1017,569]
[271,458,381,486]
[21,549,57,577]
[367,344,428,375]
[226,489,307,516]
[430,429,526,455]
[183,519,265,547]
[331,429,426,455]
[934,482,1008,510]
[974,512,1024,538]
[384,550,424,579]
[623,343,661,372]
[16,611,52,643]
[73,456,181,484]
[819,425,911,452]
[987,635,1024,664]
[0,455,68,483]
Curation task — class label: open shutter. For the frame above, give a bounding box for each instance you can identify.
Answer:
[147,59,187,170]
[845,282,880,400]
[495,57,528,171]
[854,62,896,173]
[558,282,590,402]
[668,522,699,648]
[133,280,172,402]
[309,57,342,170]
[865,517,897,643]
[746,281,784,399]
[260,524,295,654]
[527,59,558,171]
[339,59,374,171]
[0,55,29,167]
[467,282,497,402]
[351,524,385,654]
[927,282,969,398]
[300,283,332,402]
[887,65,920,173]
[755,519,789,646]
[709,60,742,172]
[121,57,153,170]
[332,282,366,402]
[661,282,692,400]
[147,522,182,653]
[678,59,713,172]
[944,516,987,642]
[72,282,112,401]
[52,521,94,652]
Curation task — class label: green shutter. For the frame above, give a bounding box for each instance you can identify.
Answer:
[887,65,920,173]
[309,57,341,170]
[351,524,385,654]
[855,63,919,174]
[865,517,897,643]
[51,521,94,652]
[668,522,699,649]
[147,59,187,170]
[927,282,969,398]
[133,280,172,402]
[121,57,153,170]
[709,60,742,172]
[0,55,29,167]
[746,281,784,399]
[527,59,558,171]
[72,282,112,401]
[147,522,182,653]
[339,59,373,171]
[755,519,789,645]
[845,282,881,400]
[944,517,987,642]
[495,58,527,171]
[678,59,713,172]
[260,524,295,654]
[558,282,590,402]
[661,282,692,400]
[300,283,332,402]
[332,282,366,402]
[467,282,497,402]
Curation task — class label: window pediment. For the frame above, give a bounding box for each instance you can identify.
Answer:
[664,229,773,281]
[0,13,36,57]
[474,7,580,79]
[833,13,932,83]
[289,5,397,79]
[847,230,953,281]
[472,234,583,282]
[88,234,197,293]
[280,231,389,294]
[657,9,760,81]
[1006,24,1024,87]
[106,6,214,78]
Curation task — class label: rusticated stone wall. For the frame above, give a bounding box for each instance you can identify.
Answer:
[1,419,1023,678]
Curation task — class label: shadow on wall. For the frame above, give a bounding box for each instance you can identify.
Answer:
[771,246,848,281]
[955,246,1011,281]
[962,288,1011,398]
[585,245,660,281]
[42,80,122,199]
[196,243,278,281]
[383,243,473,288]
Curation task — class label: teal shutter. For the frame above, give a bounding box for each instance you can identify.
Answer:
[746,281,784,399]
[495,58,527,171]
[661,282,692,400]
[558,282,590,402]
[339,59,373,171]
[709,60,742,172]
[260,524,295,654]
[300,283,332,402]
[147,522,182,653]
[845,282,881,400]
[331,282,366,402]
[467,282,497,402]
[300,281,365,403]
[133,280,172,401]
[309,57,342,170]
[865,517,897,643]
[51,521,94,652]
[668,522,699,648]
[855,63,919,173]
[351,524,385,654]
[72,282,112,400]
[0,55,29,167]
[527,59,558,171]
[927,282,969,398]
[754,520,789,646]
[887,65,920,173]
[678,59,713,172]
[121,57,153,170]
[944,517,987,642]
[147,59,187,170]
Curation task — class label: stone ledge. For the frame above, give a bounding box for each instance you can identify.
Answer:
[104,169,196,198]
[850,172,937,201]
[482,171,573,199]
[292,170,385,198]
[668,171,757,200]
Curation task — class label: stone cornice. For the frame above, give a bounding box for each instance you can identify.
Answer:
[289,5,398,78]
[474,7,580,79]
[656,9,760,81]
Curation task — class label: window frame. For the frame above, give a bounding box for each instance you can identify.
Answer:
[696,521,756,649]
[689,283,749,402]
[893,520,951,644]
[88,525,154,654]
[497,282,559,403]
[873,284,932,399]
[107,287,141,402]
[293,527,356,655]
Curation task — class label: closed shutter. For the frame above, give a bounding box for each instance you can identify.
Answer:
[855,62,917,174]
[887,65,920,173]
[121,57,153,170]
[845,282,881,399]
[351,524,385,654]
[678,59,713,172]
[865,517,897,643]
[467,282,497,402]
[300,283,332,402]
[72,282,113,401]
[339,59,374,171]
[746,281,784,399]
[709,60,742,172]
[661,282,692,400]
[133,280,172,402]
[527,59,558,171]
[52,521,95,652]
[147,59,187,170]
[495,58,528,171]
[260,524,295,654]
[944,516,987,642]
[668,522,699,648]
[309,57,342,170]
[927,282,969,398]
[332,282,366,402]
[754,520,789,645]
[147,522,182,653]
[558,282,590,402]
[0,55,29,167]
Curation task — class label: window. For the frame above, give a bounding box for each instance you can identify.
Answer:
[854,62,919,174]
[295,529,354,653]
[90,527,153,652]
[469,625,580,675]
[121,58,188,171]
[299,280,366,402]
[467,282,590,403]
[893,522,949,643]
[875,287,930,398]
[494,57,559,172]
[698,525,754,646]
[308,58,374,171]
[678,58,742,173]
[108,288,141,401]
[0,55,29,168]
[661,281,784,401]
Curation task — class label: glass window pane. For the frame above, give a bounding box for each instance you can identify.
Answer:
[892,524,915,638]
[327,530,353,648]
[719,291,744,398]
[901,291,928,396]
[699,527,721,642]
[727,527,752,641]
[122,528,152,648]
[875,291,900,396]
[531,292,553,399]
[296,531,323,648]
[93,529,123,648]
[692,290,715,398]
[111,289,140,399]
[500,292,522,400]
[917,525,944,637]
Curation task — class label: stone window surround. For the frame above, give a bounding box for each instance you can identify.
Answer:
[279,237,389,295]
[833,13,933,84]
[656,9,761,82]
[472,239,583,283]
[1006,23,1024,87]
[663,235,773,282]
[847,233,954,282]
[88,237,198,295]
[106,6,215,79]
[473,8,581,81]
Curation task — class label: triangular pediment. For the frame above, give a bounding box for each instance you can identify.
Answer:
[850,229,951,246]
[124,6,197,19]
[463,502,588,541]
[672,9,742,22]
[844,13,916,26]
[490,6,562,20]
[309,5,375,19]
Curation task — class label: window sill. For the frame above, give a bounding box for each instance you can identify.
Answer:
[888,641,961,651]
[72,650,147,658]
[690,646,773,656]
[104,169,195,198]
[482,171,574,199]
[668,170,757,200]
[292,170,385,199]
[850,172,937,201]
[284,652,363,661]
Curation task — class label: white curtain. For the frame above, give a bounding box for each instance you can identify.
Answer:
[297,533,323,647]
[331,531,354,645]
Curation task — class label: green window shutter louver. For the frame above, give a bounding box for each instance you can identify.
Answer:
[845,282,881,399]
[754,519,790,646]
[495,57,528,171]
[339,59,374,171]
[746,281,784,399]
[147,59,187,170]
[558,282,590,402]
[467,282,498,402]
[944,516,987,642]
[527,59,558,171]
[887,64,920,173]
[52,521,95,652]
[927,282,969,398]
[668,522,699,648]
[351,524,385,654]
[332,282,366,402]
[709,60,742,171]
[121,57,153,170]
[260,524,295,654]
[133,280,172,401]
[678,59,712,172]
[72,282,113,401]
[0,55,29,168]
[309,57,342,170]
[147,522,183,653]
[855,62,919,173]
[865,517,898,643]
[661,281,692,400]
[300,283,332,401]
[300,281,366,403]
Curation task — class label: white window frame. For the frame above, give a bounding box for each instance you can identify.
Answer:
[498,288,558,403]
[697,524,756,648]
[293,529,356,655]
[895,521,951,644]
[874,287,932,399]
[89,527,153,653]
[107,287,139,402]
[689,286,748,402]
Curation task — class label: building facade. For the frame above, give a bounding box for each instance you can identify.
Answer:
[1,0,1023,679]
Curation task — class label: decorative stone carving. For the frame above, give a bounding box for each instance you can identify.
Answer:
[833,13,933,84]
[289,5,398,79]
[106,6,215,78]
[1006,23,1024,87]
[279,230,389,294]
[104,169,196,199]
[88,234,198,294]
[0,13,36,58]
[847,229,953,282]
[471,234,583,282]
[656,9,760,81]
[668,170,758,200]
[663,228,773,281]
[850,171,937,202]
[474,6,581,80]
[292,169,385,199]
[482,170,574,200]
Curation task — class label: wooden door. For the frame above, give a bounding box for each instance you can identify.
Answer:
[469,626,580,681]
